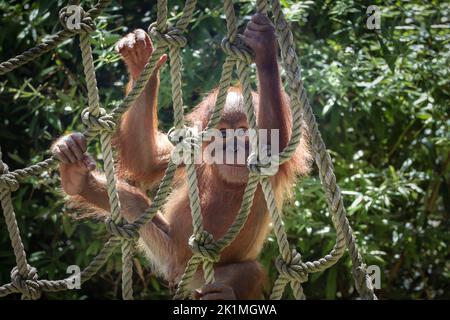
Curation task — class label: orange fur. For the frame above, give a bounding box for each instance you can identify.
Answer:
[62,72,311,300]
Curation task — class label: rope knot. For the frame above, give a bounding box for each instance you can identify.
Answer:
[221,36,253,64]
[353,264,376,299]
[105,217,139,240]
[275,250,308,283]
[59,5,95,33]
[148,23,187,48]
[10,265,41,299]
[275,19,289,33]
[189,231,219,263]
[0,164,19,192]
[247,145,280,177]
[81,108,116,134]
[168,126,201,165]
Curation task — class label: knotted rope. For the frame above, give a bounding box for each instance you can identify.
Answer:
[0,0,376,301]
[0,0,111,75]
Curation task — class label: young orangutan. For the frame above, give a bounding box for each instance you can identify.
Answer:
[52,13,311,299]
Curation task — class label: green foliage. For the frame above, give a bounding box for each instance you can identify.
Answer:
[0,0,448,299]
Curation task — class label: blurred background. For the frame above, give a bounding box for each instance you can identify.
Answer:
[0,0,448,299]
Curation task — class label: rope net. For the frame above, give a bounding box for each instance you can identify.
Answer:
[0,0,376,300]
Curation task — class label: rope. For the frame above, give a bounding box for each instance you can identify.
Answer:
[79,28,136,300]
[1,148,36,299]
[0,0,377,301]
[271,0,376,299]
[0,0,124,300]
[0,237,120,297]
[0,0,111,75]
